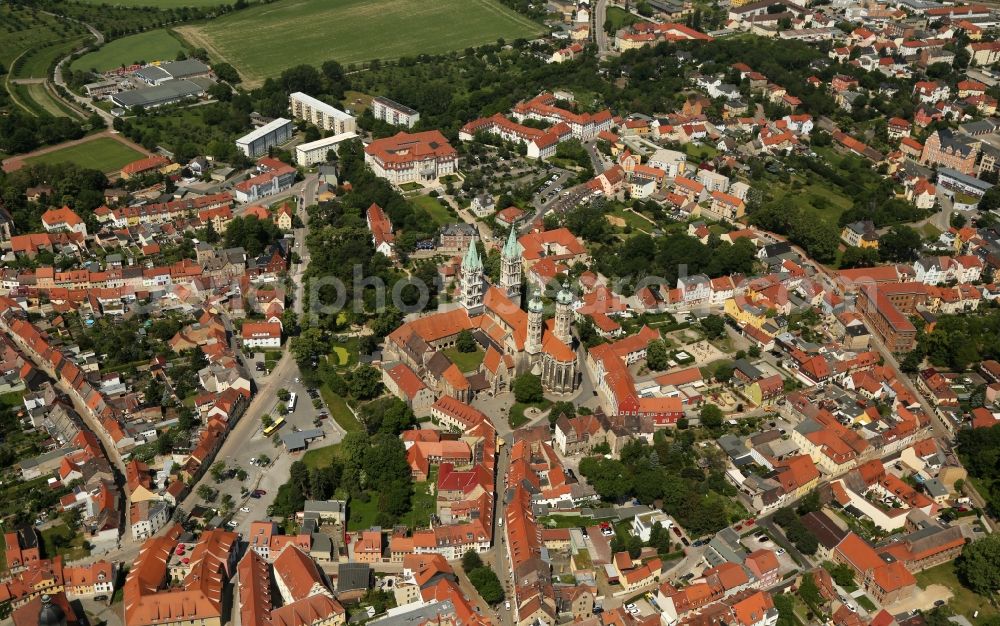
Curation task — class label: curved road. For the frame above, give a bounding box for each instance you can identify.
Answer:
[50,16,116,127]
[594,0,611,56]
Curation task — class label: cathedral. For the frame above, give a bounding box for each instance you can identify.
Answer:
[385,227,579,399]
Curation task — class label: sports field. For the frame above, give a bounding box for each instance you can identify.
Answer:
[73,29,185,73]
[176,0,544,86]
[24,136,146,172]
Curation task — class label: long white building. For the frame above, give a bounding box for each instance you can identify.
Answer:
[371,97,420,128]
[235,118,293,158]
[289,92,357,134]
[294,131,358,166]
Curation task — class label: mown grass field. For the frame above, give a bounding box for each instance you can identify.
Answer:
[73,29,185,73]
[410,194,455,226]
[25,136,145,172]
[176,0,544,85]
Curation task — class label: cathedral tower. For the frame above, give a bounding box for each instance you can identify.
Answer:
[554,283,573,345]
[460,240,484,316]
[500,226,523,304]
[526,288,544,355]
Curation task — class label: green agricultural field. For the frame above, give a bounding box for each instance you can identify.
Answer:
[72,29,186,73]
[15,38,88,80]
[0,7,87,77]
[25,136,146,172]
[73,0,228,7]
[22,83,73,117]
[176,0,544,86]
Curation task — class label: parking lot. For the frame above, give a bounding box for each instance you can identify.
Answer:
[186,377,345,535]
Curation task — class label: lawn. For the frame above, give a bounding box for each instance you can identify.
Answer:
[332,347,350,366]
[855,595,876,612]
[684,142,718,161]
[41,523,90,562]
[609,208,654,233]
[410,194,454,226]
[175,0,544,86]
[509,398,551,428]
[319,385,364,433]
[25,136,145,172]
[768,177,853,229]
[916,562,997,624]
[443,346,485,373]
[347,495,379,531]
[400,468,437,529]
[540,514,587,528]
[699,359,733,379]
[302,441,344,470]
[921,223,943,239]
[605,6,645,30]
[72,29,185,73]
[329,336,359,368]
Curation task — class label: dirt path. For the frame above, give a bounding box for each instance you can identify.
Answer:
[1,130,153,173]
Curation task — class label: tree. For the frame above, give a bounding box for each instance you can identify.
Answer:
[347,365,382,400]
[456,329,477,353]
[796,490,821,515]
[549,400,576,425]
[290,327,330,366]
[210,461,227,483]
[646,339,669,371]
[370,307,403,337]
[879,225,922,262]
[798,572,823,607]
[213,62,241,84]
[277,388,291,401]
[701,315,725,339]
[513,373,544,403]
[979,186,1000,212]
[825,562,856,587]
[462,549,484,573]
[196,484,216,502]
[700,404,724,430]
[956,534,1000,596]
[468,567,504,604]
[840,246,879,269]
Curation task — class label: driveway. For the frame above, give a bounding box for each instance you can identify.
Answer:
[885,585,952,615]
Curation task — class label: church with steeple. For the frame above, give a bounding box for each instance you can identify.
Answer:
[384,227,579,402]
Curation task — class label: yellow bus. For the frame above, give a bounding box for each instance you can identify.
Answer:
[263,417,285,437]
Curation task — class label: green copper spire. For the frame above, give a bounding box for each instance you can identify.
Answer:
[529,287,544,313]
[463,240,482,272]
[557,282,573,305]
[503,226,522,259]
